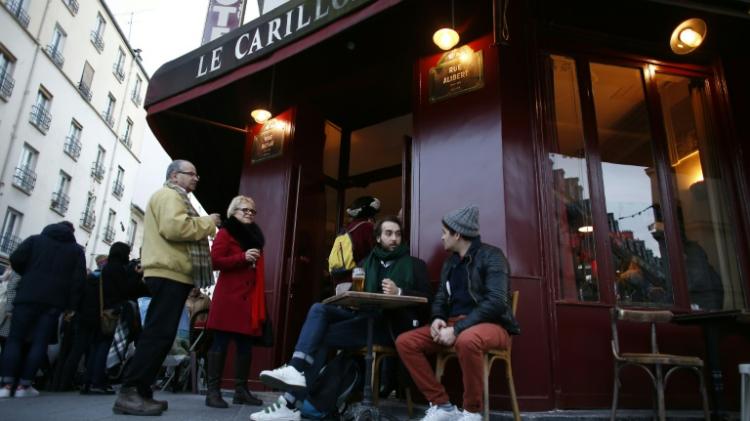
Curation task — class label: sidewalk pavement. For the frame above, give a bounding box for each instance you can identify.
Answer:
[0,389,721,421]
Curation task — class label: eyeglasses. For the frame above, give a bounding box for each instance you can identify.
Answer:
[238,207,257,216]
[177,171,200,180]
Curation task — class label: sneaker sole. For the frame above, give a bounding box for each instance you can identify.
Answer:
[258,373,306,392]
[250,415,300,421]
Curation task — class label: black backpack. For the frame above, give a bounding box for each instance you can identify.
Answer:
[302,353,361,420]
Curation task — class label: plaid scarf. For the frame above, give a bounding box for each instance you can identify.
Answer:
[165,181,214,289]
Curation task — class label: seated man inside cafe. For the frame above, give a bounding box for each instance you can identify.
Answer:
[396,205,520,421]
[251,215,431,421]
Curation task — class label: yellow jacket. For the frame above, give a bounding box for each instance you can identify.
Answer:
[141,187,217,285]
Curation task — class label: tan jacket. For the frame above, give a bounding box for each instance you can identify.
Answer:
[141,187,217,285]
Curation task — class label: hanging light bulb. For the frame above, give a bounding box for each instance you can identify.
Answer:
[678,28,702,47]
[250,109,271,123]
[433,0,459,50]
[433,28,460,50]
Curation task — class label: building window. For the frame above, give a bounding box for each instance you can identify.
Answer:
[0,208,23,256]
[77,61,94,102]
[131,75,142,106]
[30,88,52,133]
[102,93,115,127]
[62,0,78,15]
[104,209,116,244]
[4,0,30,29]
[121,118,133,148]
[127,218,136,246]
[90,13,106,53]
[543,53,745,311]
[12,144,38,194]
[64,119,82,160]
[91,145,105,182]
[51,171,71,215]
[0,46,16,101]
[113,48,126,82]
[45,24,66,68]
[112,166,125,199]
[80,193,96,231]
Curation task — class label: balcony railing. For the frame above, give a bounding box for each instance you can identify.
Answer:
[113,62,125,82]
[63,135,82,160]
[77,81,92,102]
[50,191,70,215]
[102,110,114,128]
[0,234,21,256]
[112,181,124,199]
[45,45,65,68]
[103,226,115,244]
[80,210,96,231]
[12,166,36,193]
[5,0,30,28]
[91,162,105,182]
[63,0,78,15]
[90,31,105,53]
[29,104,52,133]
[131,90,142,106]
[0,72,14,100]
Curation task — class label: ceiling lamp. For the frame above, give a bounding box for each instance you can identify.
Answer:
[433,0,459,51]
[251,66,276,124]
[670,18,707,55]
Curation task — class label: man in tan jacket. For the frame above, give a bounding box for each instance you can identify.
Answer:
[113,160,220,416]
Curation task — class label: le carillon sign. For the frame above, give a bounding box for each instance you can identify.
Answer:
[147,0,373,106]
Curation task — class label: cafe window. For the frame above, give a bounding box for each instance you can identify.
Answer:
[544,54,745,310]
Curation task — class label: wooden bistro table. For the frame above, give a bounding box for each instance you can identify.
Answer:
[322,291,428,421]
[672,309,750,420]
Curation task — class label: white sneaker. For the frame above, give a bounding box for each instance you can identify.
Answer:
[459,410,482,421]
[259,365,306,391]
[250,396,301,421]
[419,404,461,421]
[0,386,12,398]
[14,386,39,398]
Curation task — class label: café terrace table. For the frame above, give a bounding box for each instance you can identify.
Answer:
[672,309,750,420]
[322,291,428,421]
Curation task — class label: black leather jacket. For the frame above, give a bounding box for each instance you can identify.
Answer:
[431,238,520,336]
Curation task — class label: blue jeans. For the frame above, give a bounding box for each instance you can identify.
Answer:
[0,303,61,386]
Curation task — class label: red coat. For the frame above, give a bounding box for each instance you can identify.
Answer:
[206,228,265,336]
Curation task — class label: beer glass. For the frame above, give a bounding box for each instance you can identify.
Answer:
[351,267,365,292]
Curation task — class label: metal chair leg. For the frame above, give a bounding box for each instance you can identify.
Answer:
[696,368,711,421]
[611,364,620,421]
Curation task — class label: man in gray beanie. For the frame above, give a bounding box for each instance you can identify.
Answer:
[396,205,520,421]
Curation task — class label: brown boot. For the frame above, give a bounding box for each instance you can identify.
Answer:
[113,386,163,416]
[232,353,262,406]
[205,352,229,408]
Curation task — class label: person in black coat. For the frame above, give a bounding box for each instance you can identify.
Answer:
[58,242,147,394]
[0,221,86,398]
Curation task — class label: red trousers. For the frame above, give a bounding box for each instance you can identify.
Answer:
[395,318,510,413]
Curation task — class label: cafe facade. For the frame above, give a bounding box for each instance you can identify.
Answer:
[144,0,750,412]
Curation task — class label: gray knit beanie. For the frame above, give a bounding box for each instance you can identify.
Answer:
[442,205,480,237]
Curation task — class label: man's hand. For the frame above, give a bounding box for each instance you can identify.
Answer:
[436,326,456,346]
[63,310,75,322]
[209,213,221,227]
[430,318,446,341]
[381,278,399,295]
[245,248,261,263]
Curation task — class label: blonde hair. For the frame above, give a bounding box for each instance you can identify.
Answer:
[227,195,255,218]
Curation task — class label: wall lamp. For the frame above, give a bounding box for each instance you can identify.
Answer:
[251,66,276,124]
[433,0,460,50]
[670,18,707,55]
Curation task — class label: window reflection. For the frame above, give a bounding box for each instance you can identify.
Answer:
[656,74,745,310]
[548,55,599,302]
[589,62,672,307]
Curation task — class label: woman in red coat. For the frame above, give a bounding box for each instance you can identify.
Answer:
[205,195,266,408]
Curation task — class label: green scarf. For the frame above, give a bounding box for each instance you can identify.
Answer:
[164,181,214,289]
[361,244,413,293]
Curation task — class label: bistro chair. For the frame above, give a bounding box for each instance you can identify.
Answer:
[434,290,521,421]
[188,309,211,394]
[354,344,415,416]
[610,307,710,421]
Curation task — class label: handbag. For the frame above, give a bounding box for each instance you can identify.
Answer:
[99,273,118,335]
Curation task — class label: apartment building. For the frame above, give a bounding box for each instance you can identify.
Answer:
[0,0,149,268]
